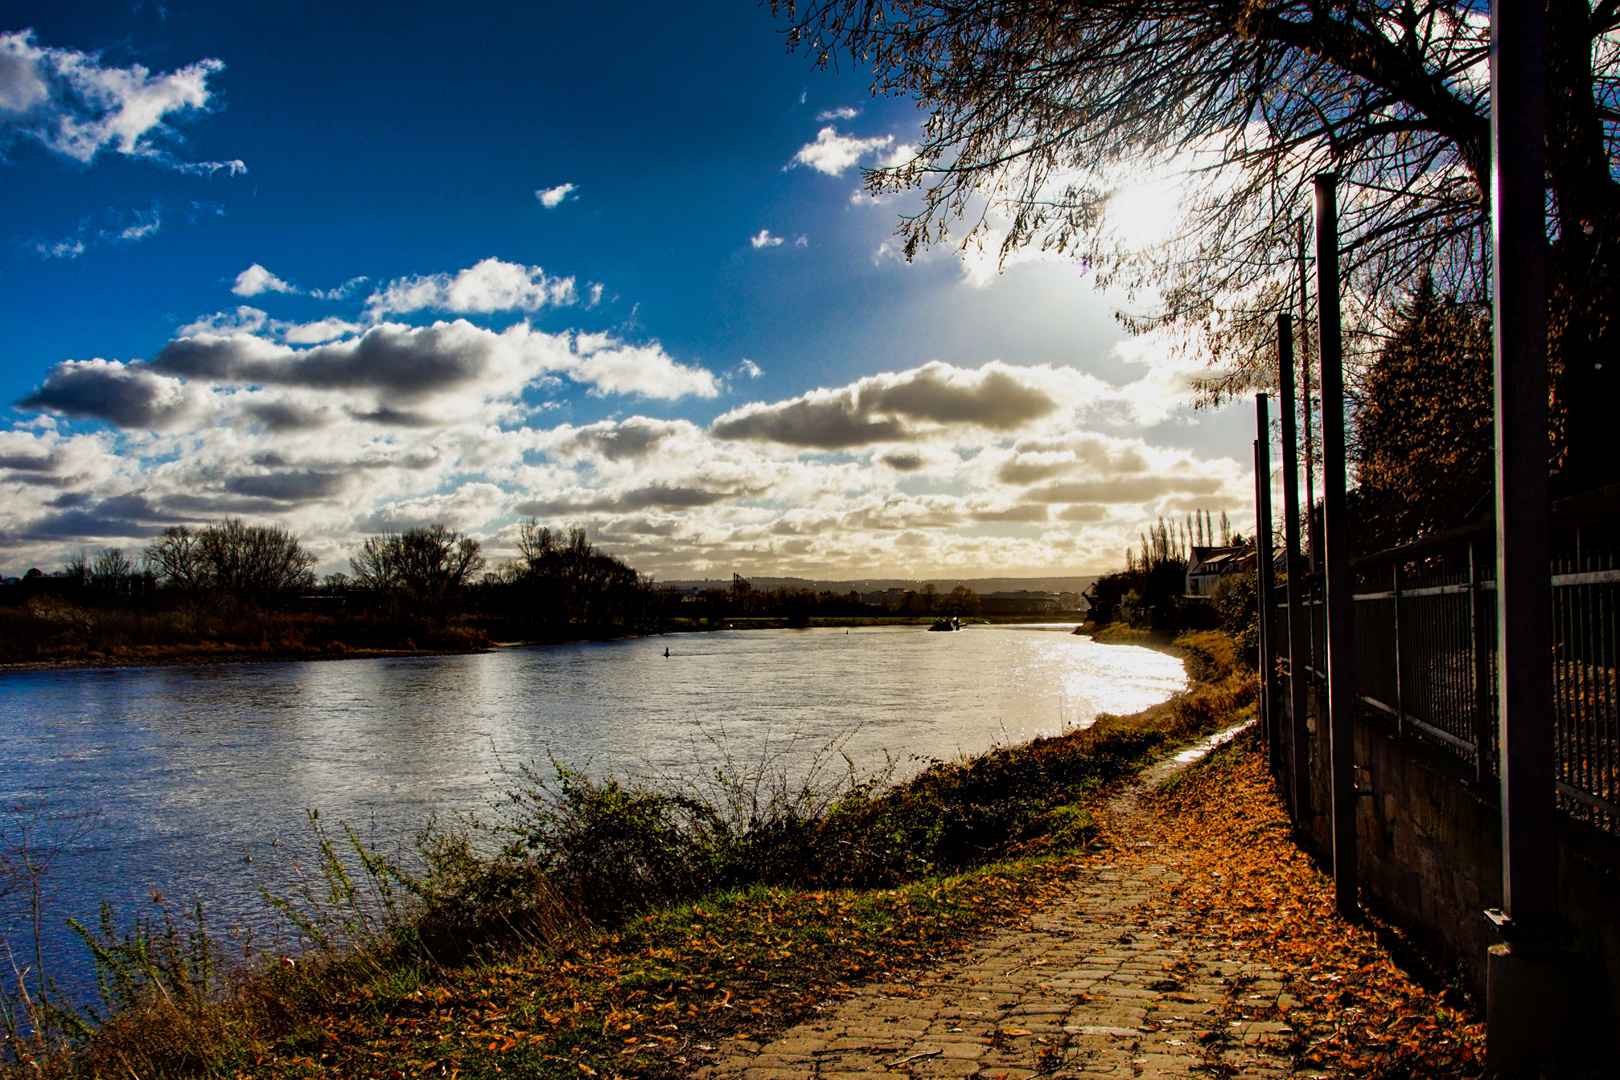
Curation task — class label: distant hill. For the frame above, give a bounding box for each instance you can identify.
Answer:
[656,575,1098,596]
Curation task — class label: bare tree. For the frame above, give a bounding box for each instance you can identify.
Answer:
[144,526,207,601]
[89,547,132,589]
[783,0,1620,489]
[142,521,314,606]
[60,552,87,585]
[350,525,485,618]
[195,519,316,602]
[509,521,646,631]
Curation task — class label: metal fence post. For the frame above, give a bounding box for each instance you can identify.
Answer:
[1278,314,1314,823]
[1256,395,1279,779]
[1490,0,1555,938]
[1481,0,1603,1067]
[1315,173,1359,916]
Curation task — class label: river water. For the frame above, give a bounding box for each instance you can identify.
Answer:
[0,623,1183,997]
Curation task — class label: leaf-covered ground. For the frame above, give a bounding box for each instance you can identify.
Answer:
[206,862,1086,1079]
[1135,733,1487,1079]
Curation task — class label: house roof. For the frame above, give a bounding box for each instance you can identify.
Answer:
[1187,545,1246,575]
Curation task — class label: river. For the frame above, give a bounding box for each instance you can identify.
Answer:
[0,623,1183,999]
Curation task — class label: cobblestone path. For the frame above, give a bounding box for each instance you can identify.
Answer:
[695,726,1307,1080]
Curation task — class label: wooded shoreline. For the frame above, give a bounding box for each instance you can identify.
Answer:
[0,613,1086,676]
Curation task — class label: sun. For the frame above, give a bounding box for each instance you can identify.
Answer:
[1104,173,1185,252]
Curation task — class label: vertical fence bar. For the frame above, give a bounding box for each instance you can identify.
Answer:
[1393,560,1405,738]
[1278,314,1313,823]
[1314,173,1359,916]
[1470,540,1494,781]
[1256,395,1279,779]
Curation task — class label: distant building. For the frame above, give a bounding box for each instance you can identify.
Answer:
[1185,545,1247,597]
[979,590,1061,616]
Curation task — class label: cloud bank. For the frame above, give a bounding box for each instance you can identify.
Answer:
[1,254,1244,579]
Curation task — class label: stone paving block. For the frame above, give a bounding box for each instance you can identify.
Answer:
[745,1053,816,1069]
[911,1057,983,1077]
[768,1037,829,1055]
[937,1041,991,1059]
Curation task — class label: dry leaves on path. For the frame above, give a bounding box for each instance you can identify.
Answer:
[1131,733,1486,1079]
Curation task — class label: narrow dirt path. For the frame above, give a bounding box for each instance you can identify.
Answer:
[692,723,1305,1080]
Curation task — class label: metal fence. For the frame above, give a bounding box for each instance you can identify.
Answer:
[1281,536,1619,837]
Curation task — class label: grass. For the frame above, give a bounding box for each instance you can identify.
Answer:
[5,629,1252,1079]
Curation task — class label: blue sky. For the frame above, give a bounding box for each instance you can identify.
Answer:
[0,0,1252,580]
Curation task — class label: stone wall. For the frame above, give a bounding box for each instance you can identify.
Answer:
[1289,701,1620,1049]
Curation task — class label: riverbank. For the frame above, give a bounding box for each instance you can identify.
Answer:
[1,615,1084,675]
[0,640,491,674]
[10,631,1244,1078]
[1071,620,1187,654]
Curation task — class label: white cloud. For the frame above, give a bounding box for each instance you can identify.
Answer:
[114,204,161,242]
[0,29,237,171]
[1105,331,1210,426]
[536,182,577,208]
[366,258,576,316]
[33,235,84,259]
[29,202,166,259]
[311,276,368,301]
[565,332,720,400]
[0,426,124,491]
[233,264,298,297]
[169,158,246,177]
[750,229,784,249]
[738,359,763,378]
[816,106,859,121]
[145,319,718,415]
[176,306,268,337]
[788,126,894,177]
[280,317,363,345]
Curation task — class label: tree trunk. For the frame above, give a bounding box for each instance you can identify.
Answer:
[1545,0,1620,493]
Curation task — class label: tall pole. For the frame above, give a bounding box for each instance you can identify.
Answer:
[1491,0,1555,936]
[1314,173,1358,917]
[1278,314,1314,822]
[1255,395,1279,780]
